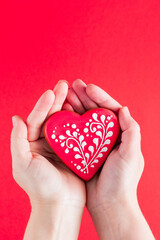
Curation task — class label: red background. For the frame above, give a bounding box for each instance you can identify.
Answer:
[0,0,160,239]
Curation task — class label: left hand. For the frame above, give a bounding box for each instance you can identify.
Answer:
[63,79,144,212]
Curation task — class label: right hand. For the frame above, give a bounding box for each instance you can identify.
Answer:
[10,80,86,209]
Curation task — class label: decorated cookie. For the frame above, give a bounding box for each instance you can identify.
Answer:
[44,108,120,181]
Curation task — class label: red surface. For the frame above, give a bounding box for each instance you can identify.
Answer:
[0,0,160,239]
[44,108,120,180]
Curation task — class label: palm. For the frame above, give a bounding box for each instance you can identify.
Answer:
[27,129,86,204]
[86,145,123,209]
[18,82,86,205]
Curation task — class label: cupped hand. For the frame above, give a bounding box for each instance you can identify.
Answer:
[63,79,144,212]
[11,80,86,208]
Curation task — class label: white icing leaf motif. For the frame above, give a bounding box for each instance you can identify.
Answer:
[81,160,86,166]
[100,147,108,152]
[107,122,114,129]
[79,135,84,143]
[92,159,99,163]
[97,153,103,158]
[73,131,78,138]
[81,141,87,150]
[88,146,94,155]
[65,148,69,153]
[92,113,98,121]
[75,154,82,159]
[73,147,80,153]
[96,131,102,138]
[61,142,65,147]
[66,130,72,136]
[85,153,90,160]
[59,135,66,140]
[100,115,105,124]
[93,138,99,148]
[106,131,113,138]
[104,139,111,145]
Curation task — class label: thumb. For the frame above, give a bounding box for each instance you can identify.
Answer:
[11,115,32,172]
[118,107,142,161]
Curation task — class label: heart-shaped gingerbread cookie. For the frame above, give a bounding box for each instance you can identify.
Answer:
[44,108,120,181]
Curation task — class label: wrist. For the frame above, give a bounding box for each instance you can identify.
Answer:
[88,195,155,240]
[87,190,138,216]
[24,199,85,240]
[88,194,139,226]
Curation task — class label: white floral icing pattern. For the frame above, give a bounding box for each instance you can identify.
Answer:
[51,113,114,174]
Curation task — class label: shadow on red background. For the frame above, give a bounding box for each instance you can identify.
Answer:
[0,0,160,239]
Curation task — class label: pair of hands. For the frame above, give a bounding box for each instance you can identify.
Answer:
[10,79,145,239]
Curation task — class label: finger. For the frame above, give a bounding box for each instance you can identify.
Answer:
[118,106,141,160]
[11,116,32,171]
[40,80,69,138]
[26,90,55,141]
[46,80,69,118]
[66,87,86,114]
[86,84,122,113]
[62,102,74,112]
[72,79,98,110]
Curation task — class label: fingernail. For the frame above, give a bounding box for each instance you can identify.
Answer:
[12,116,17,127]
[123,106,130,116]
[58,80,69,85]
[54,80,69,91]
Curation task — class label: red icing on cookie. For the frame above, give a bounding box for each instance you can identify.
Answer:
[44,108,120,181]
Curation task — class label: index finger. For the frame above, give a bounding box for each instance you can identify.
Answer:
[86,84,122,113]
[26,90,55,141]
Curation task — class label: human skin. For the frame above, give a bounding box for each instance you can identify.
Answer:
[63,79,155,240]
[11,80,86,240]
[10,79,155,240]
